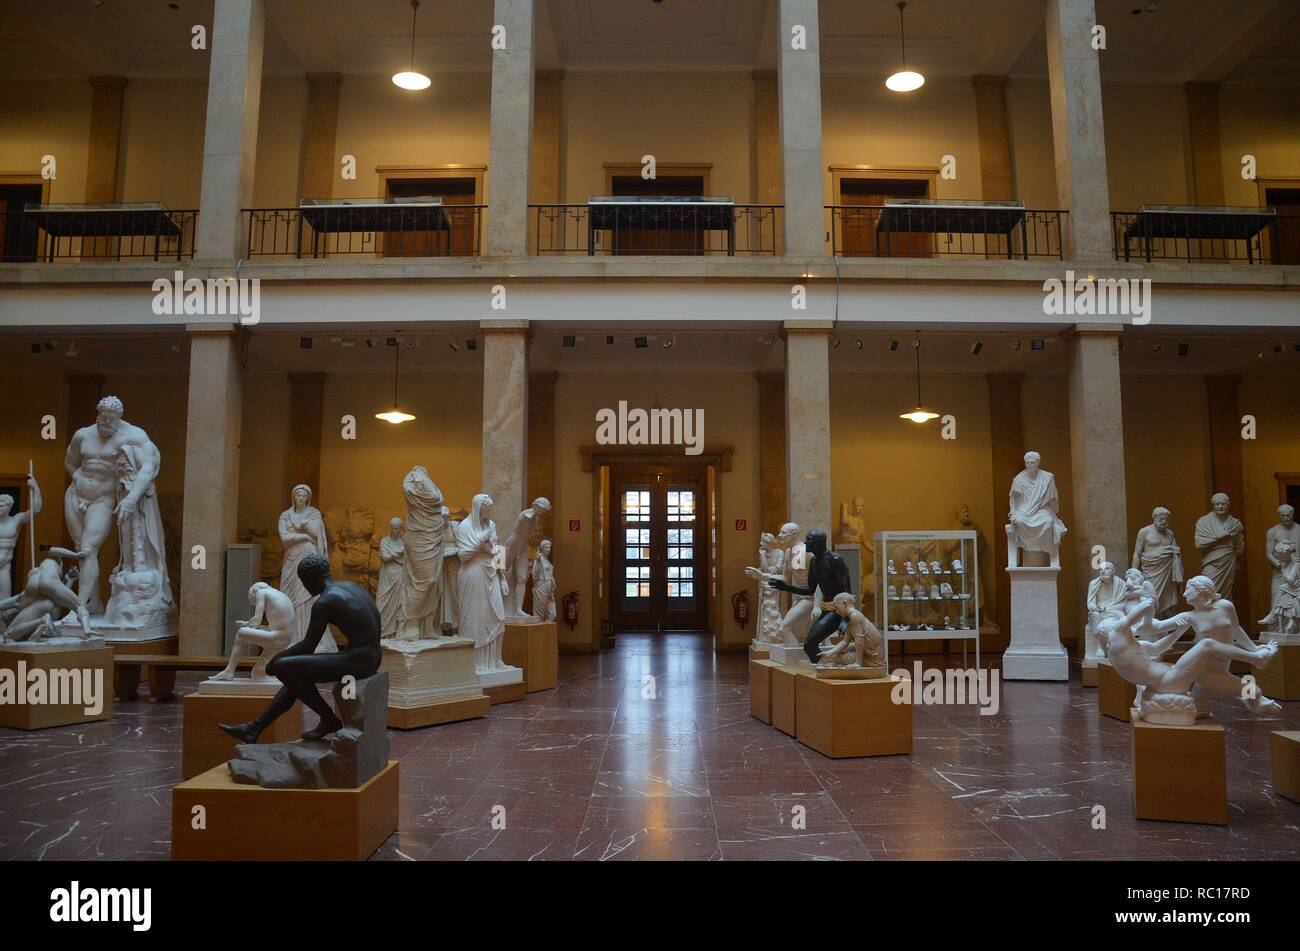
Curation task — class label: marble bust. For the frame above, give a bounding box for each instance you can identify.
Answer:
[1132,506,1183,616]
[1194,494,1245,601]
[1005,451,1067,568]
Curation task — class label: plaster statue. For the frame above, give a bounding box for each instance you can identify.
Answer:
[279,484,329,646]
[837,496,875,614]
[376,517,406,639]
[212,582,295,683]
[953,503,989,616]
[929,584,941,600]
[102,442,175,632]
[745,522,811,648]
[764,529,852,663]
[1265,505,1300,615]
[1259,541,1300,641]
[1085,561,1128,661]
[750,532,784,645]
[456,493,510,672]
[902,583,913,600]
[816,592,884,671]
[939,582,954,598]
[503,497,552,619]
[63,396,165,616]
[0,474,40,601]
[0,547,91,643]
[1173,575,1281,716]
[887,559,896,575]
[1132,506,1183,616]
[1194,493,1245,601]
[325,507,379,595]
[887,584,898,600]
[395,466,449,640]
[1005,451,1067,568]
[531,539,556,622]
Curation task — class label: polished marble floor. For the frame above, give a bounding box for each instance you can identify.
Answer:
[2,634,1299,861]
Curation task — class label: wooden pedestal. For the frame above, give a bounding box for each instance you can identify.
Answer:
[749,644,770,662]
[749,659,776,723]
[1256,642,1300,701]
[771,665,808,736]
[1080,664,1098,687]
[796,675,912,758]
[0,646,114,730]
[1131,715,1227,825]
[180,693,302,779]
[1272,731,1300,804]
[110,636,179,700]
[1097,657,1135,722]
[389,694,490,729]
[172,761,399,860]
[502,621,558,693]
[484,680,526,704]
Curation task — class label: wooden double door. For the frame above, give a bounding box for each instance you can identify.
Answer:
[609,467,708,632]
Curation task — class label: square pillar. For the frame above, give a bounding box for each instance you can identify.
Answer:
[486,0,535,258]
[777,0,825,259]
[481,320,530,528]
[299,73,341,201]
[783,320,831,536]
[180,326,245,656]
[1184,82,1225,207]
[1045,0,1112,261]
[84,77,126,204]
[972,76,1013,201]
[197,0,265,261]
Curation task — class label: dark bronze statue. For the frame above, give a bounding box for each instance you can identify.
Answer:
[764,529,852,663]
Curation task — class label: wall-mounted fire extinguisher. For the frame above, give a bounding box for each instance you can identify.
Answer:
[732,590,749,629]
[563,590,579,630]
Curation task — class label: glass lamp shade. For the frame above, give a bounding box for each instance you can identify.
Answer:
[375,408,417,424]
[392,71,431,91]
[886,70,925,92]
[900,407,940,423]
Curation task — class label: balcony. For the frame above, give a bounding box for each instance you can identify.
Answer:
[243,200,485,260]
[0,203,198,263]
[529,201,782,256]
[1110,206,1298,265]
[826,202,1068,261]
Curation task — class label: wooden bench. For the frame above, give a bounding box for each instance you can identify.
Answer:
[114,655,256,702]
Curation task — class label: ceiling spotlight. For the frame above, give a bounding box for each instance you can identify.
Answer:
[1031,339,1046,351]
[562,335,576,348]
[466,339,476,351]
[663,336,675,349]
[1012,339,1023,350]
[1177,343,1189,357]
[635,337,648,349]
[855,339,863,350]
[341,338,356,348]
[43,342,54,351]
[970,341,983,355]
[30,343,41,355]
[888,340,899,352]
[392,0,431,91]
[886,2,925,93]
[65,340,81,357]
[832,338,842,349]
[1152,341,1163,353]
[448,341,460,352]
[365,338,375,348]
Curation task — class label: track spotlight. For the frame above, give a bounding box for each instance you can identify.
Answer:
[606,335,615,345]
[1152,341,1163,353]
[448,341,460,352]
[1012,339,1023,350]
[970,341,983,356]
[635,337,648,349]
[365,338,375,348]
[832,338,841,349]
[855,339,863,350]
[1177,343,1189,357]
[1031,339,1046,351]
[663,336,675,349]
[299,336,313,350]
[562,335,576,348]
[888,340,899,352]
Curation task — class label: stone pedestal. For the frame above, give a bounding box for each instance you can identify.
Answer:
[1097,657,1135,722]
[767,643,812,667]
[181,692,301,779]
[749,659,777,723]
[749,642,770,661]
[502,619,558,693]
[479,664,525,704]
[1131,715,1227,825]
[1003,566,1068,680]
[0,644,113,730]
[198,676,281,696]
[1272,731,1300,804]
[796,675,912,758]
[380,638,489,729]
[1257,640,1300,701]
[172,761,398,861]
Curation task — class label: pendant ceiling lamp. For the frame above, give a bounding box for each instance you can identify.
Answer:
[900,339,940,423]
[885,1,925,93]
[392,0,431,91]
[376,341,416,424]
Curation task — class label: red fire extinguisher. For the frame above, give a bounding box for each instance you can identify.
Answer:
[732,590,749,629]
[563,590,579,630]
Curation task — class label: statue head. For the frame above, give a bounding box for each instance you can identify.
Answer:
[1211,492,1230,515]
[1023,451,1041,473]
[804,529,828,558]
[389,517,403,536]
[248,580,271,604]
[1123,567,1144,590]
[297,553,331,596]
[96,395,124,439]
[776,522,800,547]
[291,484,313,511]
[759,531,776,551]
[1279,504,1295,528]
[532,497,551,514]
[1275,540,1296,564]
[0,492,14,516]
[1184,574,1219,607]
[539,539,552,557]
[473,493,494,523]
[851,497,864,515]
[831,591,856,616]
[1152,506,1170,530]
[1098,561,1114,581]
[955,503,971,525]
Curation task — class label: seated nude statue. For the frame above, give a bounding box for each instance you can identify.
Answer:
[0,546,91,643]
[211,582,296,683]
[816,592,884,670]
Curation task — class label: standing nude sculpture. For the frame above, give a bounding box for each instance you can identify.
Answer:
[211,582,296,683]
[503,497,551,619]
[0,474,40,601]
[745,522,812,648]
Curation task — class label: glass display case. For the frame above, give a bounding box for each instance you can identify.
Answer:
[874,530,980,666]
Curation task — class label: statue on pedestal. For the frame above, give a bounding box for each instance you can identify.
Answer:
[456,493,509,673]
[278,484,329,646]
[815,592,884,671]
[749,532,785,646]
[212,582,296,683]
[376,517,406,639]
[1085,561,1127,662]
[1265,505,1300,617]
[1194,493,1245,601]
[531,539,556,622]
[763,529,852,663]
[837,497,875,614]
[745,522,810,648]
[394,466,448,640]
[503,497,551,619]
[1132,506,1183,616]
[1259,541,1300,641]
[1176,575,1280,715]
[1005,451,1067,568]
[0,474,40,601]
[0,547,92,644]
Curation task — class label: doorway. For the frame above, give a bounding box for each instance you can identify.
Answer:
[1263,185,1300,265]
[608,174,706,255]
[0,182,44,262]
[609,466,709,632]
[837,177,932,257]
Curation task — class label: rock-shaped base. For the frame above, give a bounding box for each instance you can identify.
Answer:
[0,634,106,652]
[228,672,390,790]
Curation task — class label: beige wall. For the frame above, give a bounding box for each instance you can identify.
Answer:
[0,372,71,556]
[1219,85,1300,206]
[1102,83,1192,210]
[0,80,91,203]
[1241,373,1300,625]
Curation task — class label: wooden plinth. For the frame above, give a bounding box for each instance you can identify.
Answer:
[815,665,885,680]
[0,645,114,730]
[749,643,770,662]
[171,760,399,860]
[1080,664,1098,687]
[502,621,558,693]
[1131,714,1227,825]
[1272,731,1300,804]
[1256,643,1300,701]
[484,680,526,705]
[1097,657,1135,722]
[749,659,776,723]
[771,664,809,736]
[110,636,179,701]
[796,675,912,758]
[181,693,301,779]
[389,694,490,729]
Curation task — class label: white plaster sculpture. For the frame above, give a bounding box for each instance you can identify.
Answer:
[749,532,784,645]
[395,466,449,640]
[1132,506,1184,616]
[503,497,551,619]
[1265,505,1300,617]
[939,582,954,599]
[902,583,913,600]
[279,484,329,646]
[745,522,811,648]
[929,584,941,600]
[0,474,40,601]
[943,617,955,630]
[953,504,990,620]
[531,539,556,622]
[376,517,406,639]
[816,592,884,671]
[930,561,942,575]
[212,582,295,683]
[951,558,965,574]
[887,584,898,600]
[887,559,897,575]
[1194,493,1245,601]
[456,493,510,673]
[1177,575,1281,715]
[1005,451,1067,568]
[905,561,915,574]
[918,560,929,576]
[1259,541,1300,642]
[0,548,93,645]
[1085,561,1128,662]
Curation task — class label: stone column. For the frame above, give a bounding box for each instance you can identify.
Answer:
[196,0,265,261]
[754,71,783,204]
[481,320,530,531]
[179,326,245,656]
[1184,82,1225,206]
[972,76,1013,201]
[986,373,1024,652]
[777,0,825,259]
[1066,325,1127,659]
[84,77,126,203]
[757,371,788,532]
[783,321,831,536]
[486,0,535,258]
[1205,375,1252,612]
[530,70,563,203]
[1045,0,1111,260]
[299,73,341,201]
[287,372,325,497]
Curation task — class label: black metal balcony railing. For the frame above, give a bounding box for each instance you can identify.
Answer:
[243,204,485,259]
[1111,207,1298,265]
[827,203,1068,260]
[530,203,782,255]
[0,204,198,262]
